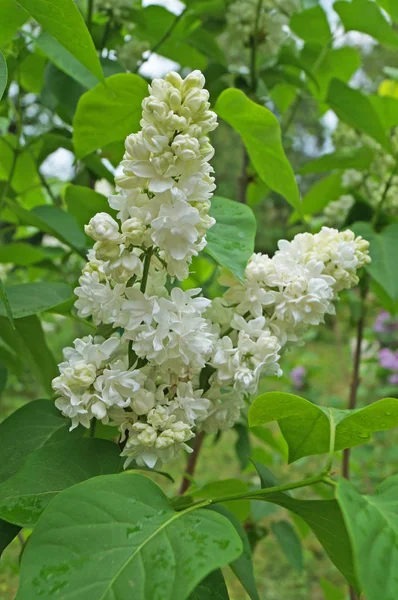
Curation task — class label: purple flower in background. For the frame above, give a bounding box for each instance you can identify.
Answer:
[389,373,398,386]
[290,366,306,390]
[379,348,398,371]
[374,311,398,334]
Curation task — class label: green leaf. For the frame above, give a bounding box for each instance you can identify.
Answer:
[300,45,361,101]
[215,89,300,210]
[271,520,303,573]
[40,62,85,123]
[206,196,256,282]
[319,578,345,600]
[0,0,28,47]
[0,519,20,558]
[189,570,229,599]
[0,279,15,330]
[300,146,374,174]
[377,0,398,21]
[0,282,73,319]
[300,172,344,216]
[35,31,99,89]
[335,0,398,47]
[0,242,63,266]
[194,479,250,521]
[19,51,47,94]
[252,461,358,590]
[234,423,251,470]
[249,392,398,462]
[351,222,398,302]
[6,202,86,254]
[0,316,57,395]
[337,475,398,600]
[0,51,7,101]
[0,359,7,394]
[17,473,243,600]
[0,438,121,527]
[370,95,398,129]
[73,73,148,159]
[211,505,259,600]
[0,399,77,486]
[65,184,114,230]
[17,0,103,81]
[326,79,392,152]
[290,5,331,45]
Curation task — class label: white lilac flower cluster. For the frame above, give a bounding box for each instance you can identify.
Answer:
[223,0,298,68]
[323,194,354,227]
[331,123,398,217]
[53,71,370,469]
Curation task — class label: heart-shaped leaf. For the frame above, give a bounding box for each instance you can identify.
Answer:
[206,196,256,282]
[337,475,398,600]
[252,461,358,590]
[0,438,122,527]
[215,89,300,210]
[351,222,398,302]
[17,473,243,600]
[249,392,398,462]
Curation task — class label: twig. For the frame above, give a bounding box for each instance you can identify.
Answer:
[342,284,368,600]
[372,165,396,228]
[134,9,186,74]
[250,0,264,94]
[342,293,367,479]
[179,431,205,495]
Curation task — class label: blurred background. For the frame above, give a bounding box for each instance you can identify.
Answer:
[0,0,397,598]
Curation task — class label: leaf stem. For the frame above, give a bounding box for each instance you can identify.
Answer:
[325,408,336,474]
[176,472,328,510]
[371,163,397,228]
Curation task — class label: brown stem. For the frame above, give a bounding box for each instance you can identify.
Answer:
[239,148,249,204]
[342,306,366,479]
[342,285,368,600]
[179,431,205,495]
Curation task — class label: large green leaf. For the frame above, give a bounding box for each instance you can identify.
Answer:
[0,438,121,527]
[252,461,358,590]
[65,184,114,230]
[211,505,259,600]
[249,392,398,462]
[290,5,331,45]
[0,0,28,46]
[326,79,392,152]
[351,222,398,302]
[0,282,73,319]
[335,0,398,47]
[0,400,77,486]
[17,473,243,600]
[73,73,148,159]
[35,31,99,89]
[17,0,103,81]
[189,570,229,599]
[206,196,256,282]
[300,146,374,174]
[0,316,58,395]
[271,520,303,573]
[6,202,86,254]
[215,89,300,210]
[0,242,63,266]
[370,95,398,129]
[0,51,7,101]
[300,45,361,101]
[300,172,344,216]
[337,475,398,600]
